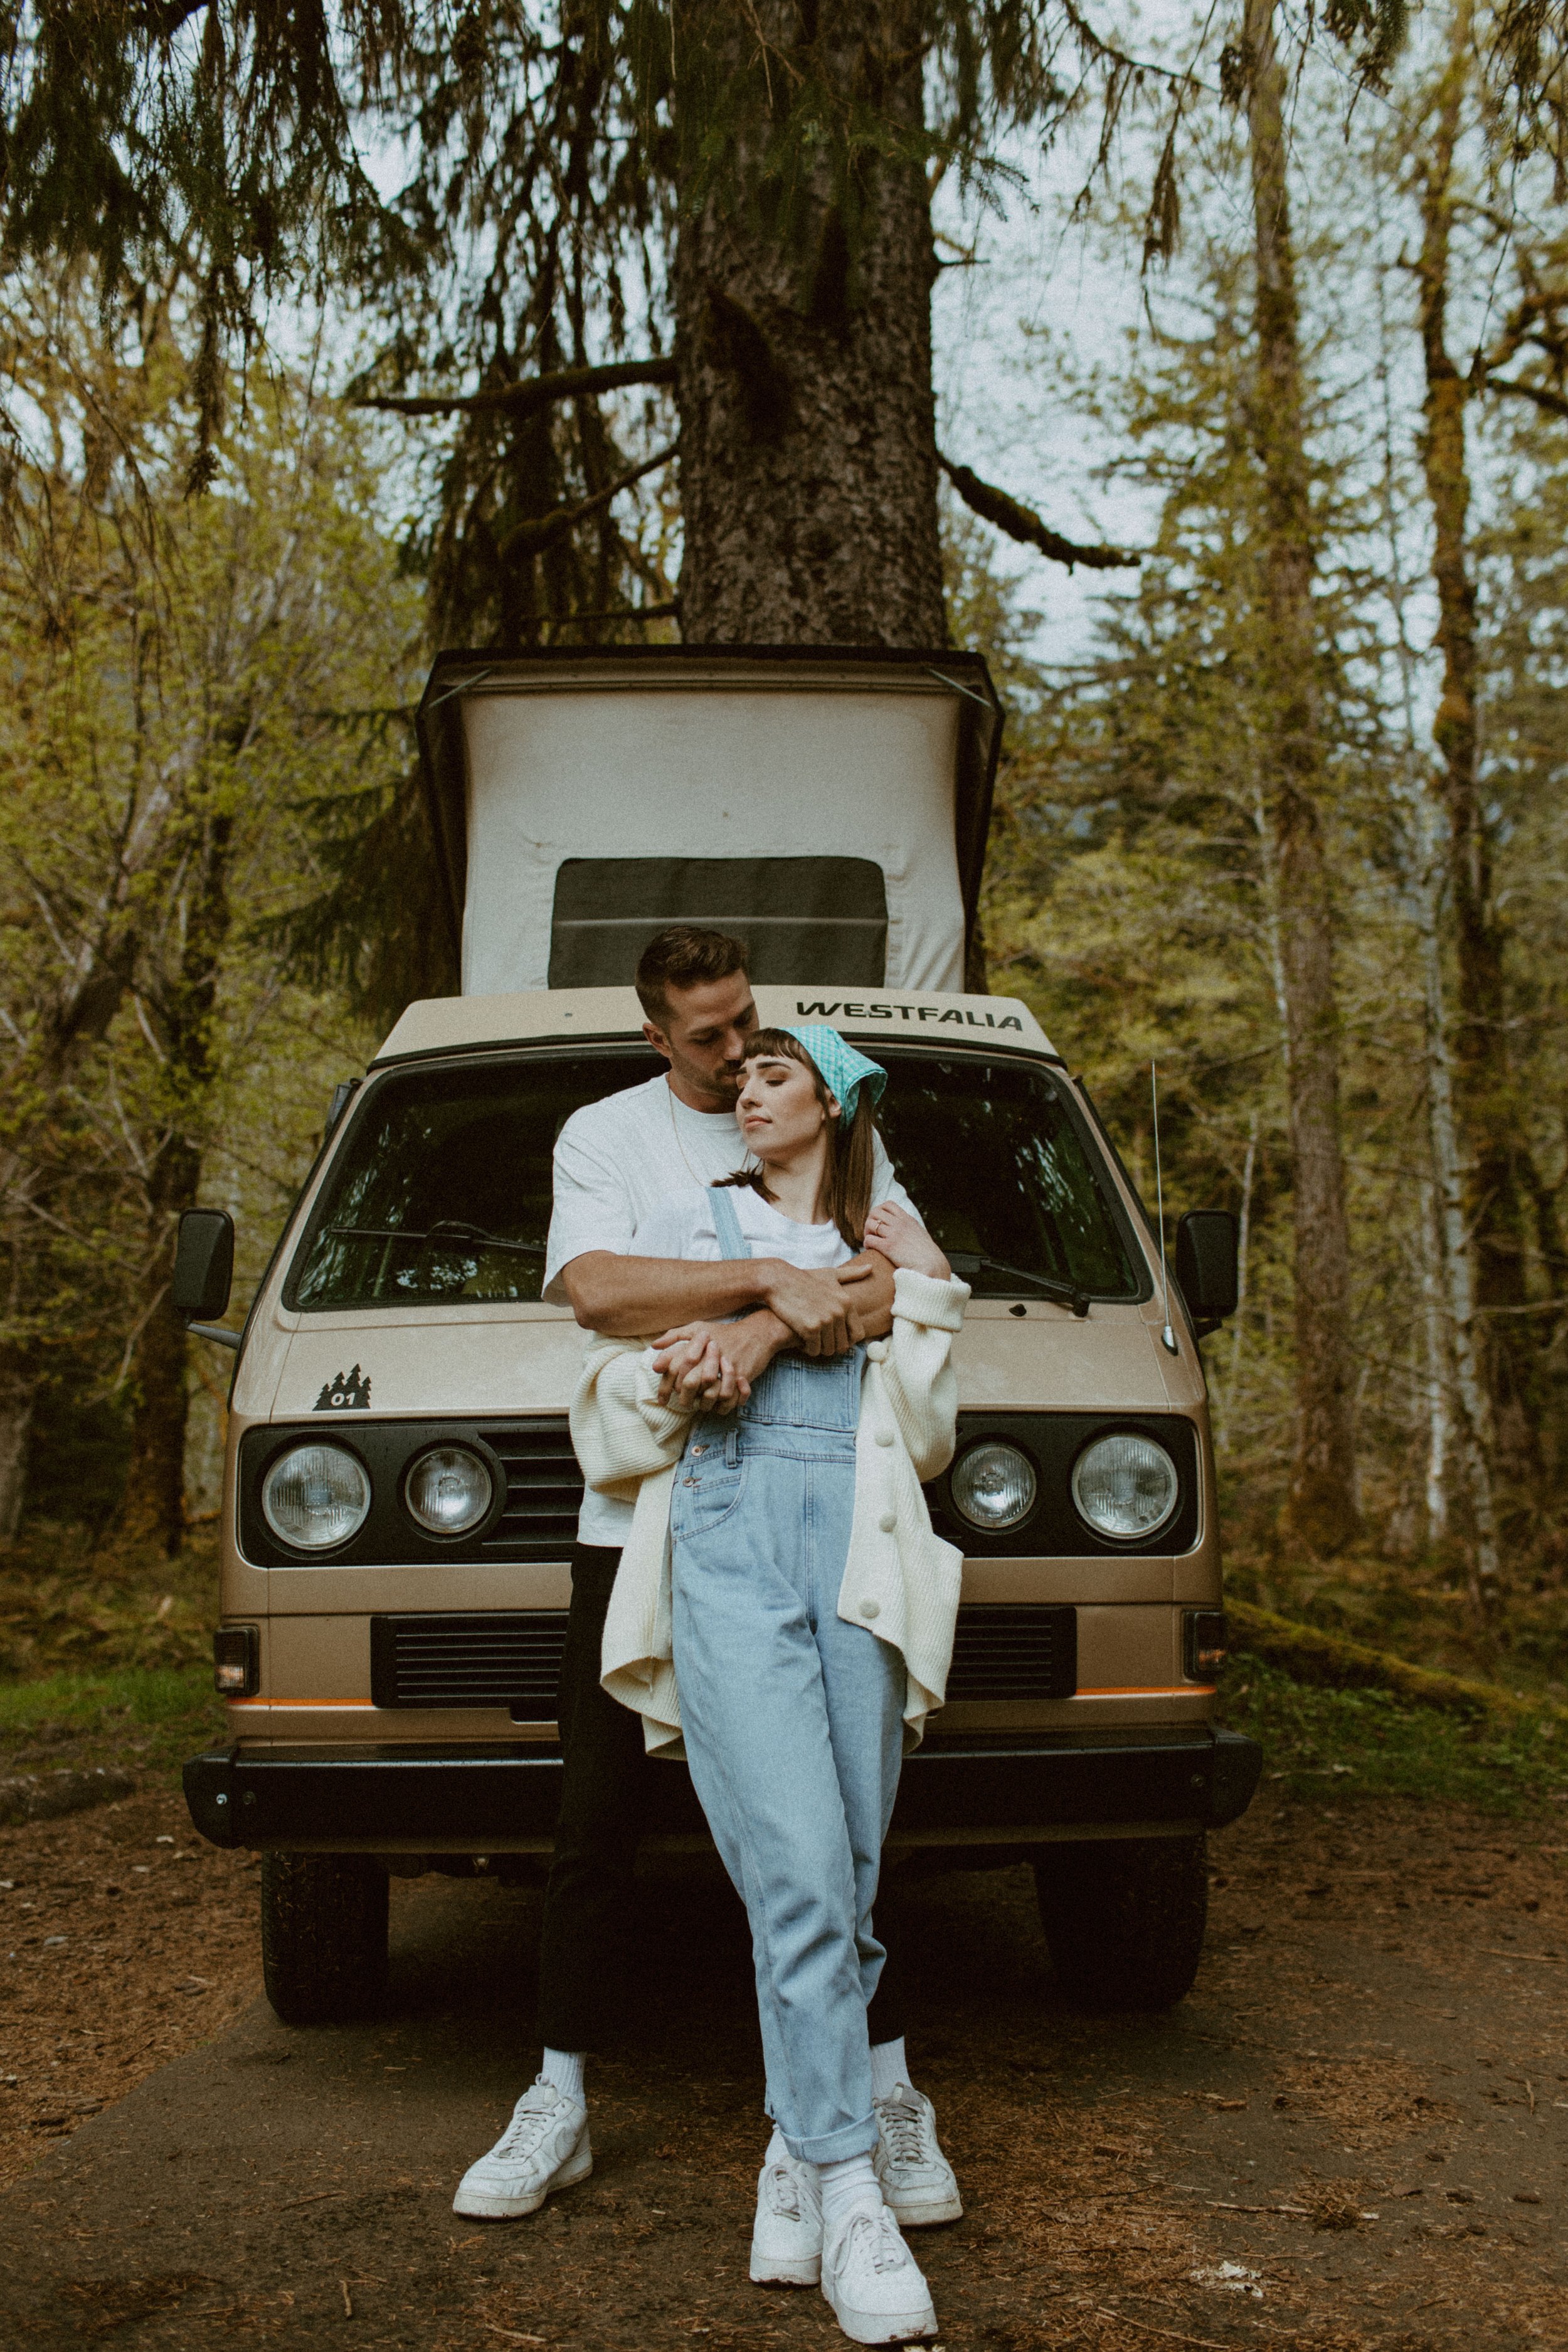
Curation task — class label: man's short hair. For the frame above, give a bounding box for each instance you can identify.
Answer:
[634,926,751,1024]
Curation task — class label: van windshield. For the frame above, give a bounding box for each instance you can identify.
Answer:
[876,1052,1142,1301]
[287,1045,1143,1311]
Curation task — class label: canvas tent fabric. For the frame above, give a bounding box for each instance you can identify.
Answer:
[449,669,983,995]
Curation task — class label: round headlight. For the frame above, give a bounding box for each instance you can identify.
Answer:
[1071,1431,1180,1542]
[262,1443,371,1551]
[950,1440,1038,1532]
[405,1445,494,1536]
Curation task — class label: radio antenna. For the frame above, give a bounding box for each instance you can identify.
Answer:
[1151,1060,1177,1355]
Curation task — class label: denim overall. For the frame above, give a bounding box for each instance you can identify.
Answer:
[669,1186,906,2164]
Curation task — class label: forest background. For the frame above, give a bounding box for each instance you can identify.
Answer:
[1,0,1564,1705]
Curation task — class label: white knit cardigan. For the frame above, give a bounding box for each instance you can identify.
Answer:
[569,1267,971,1756]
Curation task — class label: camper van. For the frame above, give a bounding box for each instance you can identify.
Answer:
[178,646,1261,2025]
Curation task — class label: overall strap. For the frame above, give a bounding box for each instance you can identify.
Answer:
[707,1184,752,1261]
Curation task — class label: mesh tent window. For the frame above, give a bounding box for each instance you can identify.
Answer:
[547,856,889,988]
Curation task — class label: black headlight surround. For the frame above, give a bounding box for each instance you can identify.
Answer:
[236,1419,568,1565]
[924,1412,1200,1557]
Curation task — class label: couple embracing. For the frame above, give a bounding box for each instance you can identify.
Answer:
[455,926,972,2347]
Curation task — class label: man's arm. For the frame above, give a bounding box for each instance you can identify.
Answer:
[650,1250,898,1408]
[559,1249,876,1354]
[560,1250,769,1335]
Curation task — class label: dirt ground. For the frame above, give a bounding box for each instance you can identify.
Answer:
[1,1784,1567,2348]
[0,1778,260,2189]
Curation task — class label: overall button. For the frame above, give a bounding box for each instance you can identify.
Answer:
[861,1599,881,1620]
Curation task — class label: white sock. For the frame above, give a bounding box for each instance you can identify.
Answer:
[870,2036,914,2103]
[765,2124,791,2168]
[539,2048,586,2105]
[818,2151,881,2230]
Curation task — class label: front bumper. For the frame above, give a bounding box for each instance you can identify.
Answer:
[183,1727,1262,1853]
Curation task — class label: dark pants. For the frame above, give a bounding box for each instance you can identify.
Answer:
[535,1542,908,2054]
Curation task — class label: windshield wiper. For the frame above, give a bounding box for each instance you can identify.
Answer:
[947,1252,1090,1317]
[326,1220,545,1258]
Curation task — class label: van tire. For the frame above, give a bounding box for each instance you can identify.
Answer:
[1033,1833,1207,2011]
[260,1852,389,2025]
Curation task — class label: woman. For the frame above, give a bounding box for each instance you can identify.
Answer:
[571,1027,969,2346]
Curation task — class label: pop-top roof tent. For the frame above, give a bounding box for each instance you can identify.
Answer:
[415,646,1004,997]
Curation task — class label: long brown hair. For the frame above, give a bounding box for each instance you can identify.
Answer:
[716,1027,877,1249]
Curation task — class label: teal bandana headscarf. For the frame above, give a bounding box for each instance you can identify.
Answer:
[782,1025,888,1123]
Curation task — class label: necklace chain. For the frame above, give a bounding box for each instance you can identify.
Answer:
[667,1082,707,1187]
[668,1082,761,1194]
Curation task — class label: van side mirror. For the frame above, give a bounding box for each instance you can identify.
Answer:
[1175,1210,1239,1334]
[172,1209,235,1323]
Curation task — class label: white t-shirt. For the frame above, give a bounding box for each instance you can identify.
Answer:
[635,1183,856,1271]
[544,1069,914,1547]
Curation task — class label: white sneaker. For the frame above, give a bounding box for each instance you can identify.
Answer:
[452,2077,593,2219]
[750,2147,823,2286]
[873,2085,963,2227]
[820,2197,938,2345]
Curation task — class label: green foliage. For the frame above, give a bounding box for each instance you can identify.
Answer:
[0,278,417,1530]
[260,761,459,1037]
[0,1521,225,1777]
[0,1526,218,1680]
[0,1,409,474]
[1227,1594,1568,1716]
[973,272,1322,1490]
[0,4,1107,307]
[0,4,1179,637]
[0,1666,225,1777]
[1224,1517,1568,1692]
[959,77,1568,1653]
[1322,0,1411,91]
[1220,1656,1568,1813]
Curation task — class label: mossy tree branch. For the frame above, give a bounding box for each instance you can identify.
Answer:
[352,358,679,423]
[937,453,1138,571]
[497,442,678,562]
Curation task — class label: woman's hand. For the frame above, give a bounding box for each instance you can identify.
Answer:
[651,1324,752,1414]
[862,1202,951,1280]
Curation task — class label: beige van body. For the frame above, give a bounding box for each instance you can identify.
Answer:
[183,649,1259,2015]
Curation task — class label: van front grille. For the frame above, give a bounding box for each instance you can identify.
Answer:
[478,1418,585,1560]
[371,1612,569,1717]
[945,1605,1077,1702]
[370,1602,1077,1717]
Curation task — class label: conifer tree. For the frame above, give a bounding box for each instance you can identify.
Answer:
[1237,0,1360,1551]
[0,4,1138,653]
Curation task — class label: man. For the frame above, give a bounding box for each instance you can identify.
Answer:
[454,926,963,2275]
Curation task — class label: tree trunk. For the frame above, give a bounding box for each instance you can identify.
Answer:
[1243,0,1360,1554]
[0,1342,34,1544]
[1417,812,1500,1609]
[121,1130,203,1553]
[673,1,945,647]
[121,802,234,1553]
[1412,0,1538,1478]
[1217,1110,1259,1454]
[1418,1182,1450,1545]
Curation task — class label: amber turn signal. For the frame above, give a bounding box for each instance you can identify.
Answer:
[1183,1609,1228,1680]
[213,1624,259,1697]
